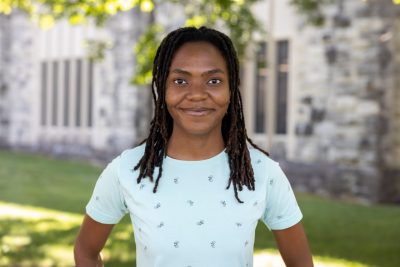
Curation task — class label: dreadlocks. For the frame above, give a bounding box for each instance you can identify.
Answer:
[134,26,269,203]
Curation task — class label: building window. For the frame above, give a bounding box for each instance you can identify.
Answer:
[75,59,82,127]
[40,58,93,128]
[52,61,59,126]
[253,40,289,135]
[254,42,267,133]
[40,62,47,126]
[276,40,289,134]
[87,60,94,127]
[63,60,70,127]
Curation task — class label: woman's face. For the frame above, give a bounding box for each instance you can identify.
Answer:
[165,41,230,138]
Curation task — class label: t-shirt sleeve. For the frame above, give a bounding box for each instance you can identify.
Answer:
[86,156,128,224]
[261,162,303,230]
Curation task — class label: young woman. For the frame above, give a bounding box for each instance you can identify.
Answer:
[74,26,313,267]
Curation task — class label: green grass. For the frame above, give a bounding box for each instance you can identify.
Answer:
[0,150,399,267]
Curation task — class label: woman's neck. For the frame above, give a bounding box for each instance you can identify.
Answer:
[166,131,225,161]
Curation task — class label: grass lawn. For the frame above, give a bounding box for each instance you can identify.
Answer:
[0,150,399,267]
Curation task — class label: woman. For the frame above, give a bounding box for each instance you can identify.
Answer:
[74,26,313,267]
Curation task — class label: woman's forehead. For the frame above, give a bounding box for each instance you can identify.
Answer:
[169,41,228,72]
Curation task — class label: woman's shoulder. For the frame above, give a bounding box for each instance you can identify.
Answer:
[117,143,146,167]
[248,146,279,167]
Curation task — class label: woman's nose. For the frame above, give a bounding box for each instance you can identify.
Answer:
[187,82,207,100]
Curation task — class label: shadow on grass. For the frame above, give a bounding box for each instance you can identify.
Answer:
[0,202,136,267]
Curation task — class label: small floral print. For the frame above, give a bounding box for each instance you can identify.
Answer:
[256,159,262,164]
[157,222,164,228]
[221,200,227,207]
[269,179,274,186]
[173,241,179,248]
[187,200,194,206]
[236,222,242,227]
[174,177,179,184]
[154,202,161,209]
[197,220,205,226]
[208,175,214,182]
[245,240,249,247]
[95,196,99,201]
[277,215,283,220]
[210,241,216,248]
[253,201,258,206]
[139,184,146,190]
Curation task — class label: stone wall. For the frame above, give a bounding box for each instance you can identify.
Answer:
[0,15,11,147]
[291,0,400,202]
[2,12,37,148]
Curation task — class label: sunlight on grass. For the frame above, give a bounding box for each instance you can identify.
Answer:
[0,201,82,223]
[254,249,370,267]
[0,201,82,266]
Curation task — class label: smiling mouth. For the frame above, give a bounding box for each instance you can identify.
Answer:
[180,108,213,116]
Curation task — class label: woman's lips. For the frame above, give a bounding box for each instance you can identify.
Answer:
[180,108,213,116]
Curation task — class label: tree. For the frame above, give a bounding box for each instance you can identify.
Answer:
[0,0,262,84]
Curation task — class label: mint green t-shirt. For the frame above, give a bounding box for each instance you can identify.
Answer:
[86,144,302,267]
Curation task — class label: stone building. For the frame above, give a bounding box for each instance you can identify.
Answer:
[0,0,399,202]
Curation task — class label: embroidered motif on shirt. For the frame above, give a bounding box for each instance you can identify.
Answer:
[187,200,194,206]
[174,177,179,184]
[269,179,274,186]
[173,241,179,248]
[236,222,242,227]
[256,159,262,164]
[197,220,205,226]
[221,200,227,207]
[208,175,214,182]
[253,201,258,206]
[154,202,161,209]
[157,222,164,228]
[210,241,216,248]
[139,184,146,190]
[245,240,249,247]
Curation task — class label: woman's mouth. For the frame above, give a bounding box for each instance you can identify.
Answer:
[180,108,213,116]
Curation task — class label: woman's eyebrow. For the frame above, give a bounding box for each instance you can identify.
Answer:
[170,68,225,76]
[202,69,225,76]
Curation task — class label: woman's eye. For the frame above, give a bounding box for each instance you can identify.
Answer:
[174,79,187,85]
[208,79,222,85]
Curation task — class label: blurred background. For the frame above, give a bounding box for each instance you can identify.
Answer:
[0,0,399,266]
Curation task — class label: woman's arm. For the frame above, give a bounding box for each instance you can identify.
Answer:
[272,222,314,267]
[74,215,115,267]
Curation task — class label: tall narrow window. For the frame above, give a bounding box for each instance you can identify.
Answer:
[276,41,289,134]
[75,59,82,127]
[254,42,267,133]
[87,60,94,127]
[52,61,59,126]
[63,60,70,127]
[41,62,47,126]
[40,58,94,129]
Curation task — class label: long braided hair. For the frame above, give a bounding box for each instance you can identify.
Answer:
[134,26,269,203]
